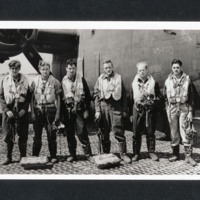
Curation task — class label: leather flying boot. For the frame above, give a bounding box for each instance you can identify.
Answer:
[82,144,94,164]
[102,141,111,154]
[2,143,13,165]
[184,146,197,167]
[67,139,77,162]
[67,155,78,162]
[18,142,27,162]
[147,139,159,161]
[49,142,57,164]
[169,145,180,162]
[32,142,42,157]
[118,142,131,164]
[132,140,141,162]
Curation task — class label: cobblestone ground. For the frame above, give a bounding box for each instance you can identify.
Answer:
[1,121,200,175]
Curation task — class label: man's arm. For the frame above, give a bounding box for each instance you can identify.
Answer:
[93,78,101,113]
[185,78,194,121]
[163,82,168,104]
[82,77,91,111]
[0,78,10,113]
[121,80,127,113]
[188,78,195,113]
[129,83,134,115]
[55,79,62,121]
[30,81,36,121]
[155,82,161,98]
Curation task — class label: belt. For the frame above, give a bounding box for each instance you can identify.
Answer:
[37,103,55,108]
[170,102,187,105]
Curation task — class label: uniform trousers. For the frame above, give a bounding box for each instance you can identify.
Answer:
[64,107,92,156]
[33,106,57,158]
[167,103,191,147]
[99,100,126,144]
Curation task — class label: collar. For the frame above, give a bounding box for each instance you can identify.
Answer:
[40,75,51,84]
[10,73,22,83]
[137,74,150,84]
[169,71,184,80]
[66,74,76,82]
[102,71,114,80]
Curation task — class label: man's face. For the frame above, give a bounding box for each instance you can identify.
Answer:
[172,63,182,76]
[39,65,50,78]
[66,64,76,78]
[137,63,148,79]
[9,66,20,77]
[103,62,113,76]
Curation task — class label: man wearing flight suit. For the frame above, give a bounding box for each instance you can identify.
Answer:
[93,59,131,163]
[31,60,61,164]
[164,59,197,166]
[130,61,161,162]
[0,60,31,165]
[62,59,93,163]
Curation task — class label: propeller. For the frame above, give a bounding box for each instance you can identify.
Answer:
[0,29,42,73]
[14,30,42,73]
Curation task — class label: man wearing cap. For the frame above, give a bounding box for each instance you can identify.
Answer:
[62,59,93,163]
[130,61,162,162]
[30,60,61,164]
[0,60,31,165]
[93,60,131,163]
[164,59,197,166]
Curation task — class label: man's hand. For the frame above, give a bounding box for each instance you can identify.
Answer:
[95,111,101,120]
[18,109,25,118]
[186,111,193,122]
[6,111,14,119]
[83,110,89,119]
[129,115,133,122]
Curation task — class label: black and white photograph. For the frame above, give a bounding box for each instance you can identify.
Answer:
[0,24,200,178]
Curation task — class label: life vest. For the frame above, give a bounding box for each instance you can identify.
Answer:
[3,74,29,104]
[132,74,155,102]
[165,73,190,104]
[98,73,122,101]
[62,73,84,103]
[33,75,57,104]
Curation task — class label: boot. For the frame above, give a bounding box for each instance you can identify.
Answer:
[2,143,13,165]
[18,142,27,162]
[49,142,57,164]
[67,143,77,162]
[67,155,78,162]
[184,146,197,167]
[32,142,42,157]
[82,144,94,164]
[147,139,159,161]
[118,142,131,164]
[169,145,180,162]
[132,140,141,162]
[102,141,111,154]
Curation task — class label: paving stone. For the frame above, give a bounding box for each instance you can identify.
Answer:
[0,119,200,175]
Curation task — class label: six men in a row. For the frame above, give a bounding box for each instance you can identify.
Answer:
[0,58,197,167]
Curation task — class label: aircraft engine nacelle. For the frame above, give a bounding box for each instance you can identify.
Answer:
[0,29,38,63]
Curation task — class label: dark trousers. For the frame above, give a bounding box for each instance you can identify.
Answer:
[3,112,28,144]
[33,107,57,157]
[100,101,126,143]
[132,107,156,152]
[2,112,29,158]
[64,107,91,156]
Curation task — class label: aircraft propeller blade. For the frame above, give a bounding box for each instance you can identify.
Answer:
[15,30,42,73]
